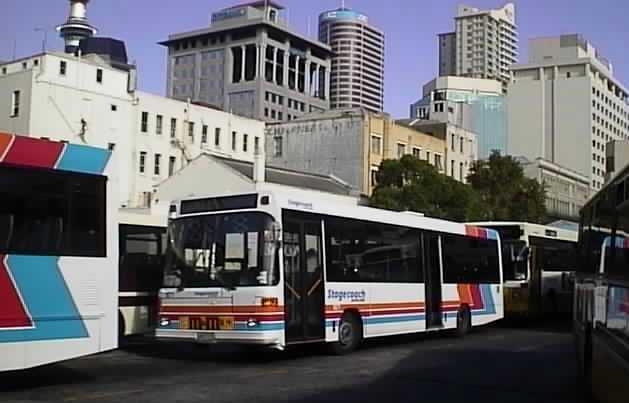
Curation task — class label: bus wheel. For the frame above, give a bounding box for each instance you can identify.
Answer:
[456,305,471,337]
[330,312,362,355]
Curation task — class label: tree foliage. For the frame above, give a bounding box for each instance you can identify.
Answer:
[369,152,546,223]
[370,155,488,221]
[467,151,547,223]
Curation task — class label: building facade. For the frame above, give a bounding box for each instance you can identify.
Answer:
[439,3,517,90]
[160,1,332,122]
[399,120,478,183]
[265,108,450,195]
[519,157,590,220]
[409,75,506,159]
[0,50,265,208]
[605,140,629,182]
[318,8,385,112]
[508,34,629,192]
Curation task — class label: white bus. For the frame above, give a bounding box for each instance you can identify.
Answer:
[156,185,503,353]
[469,222,578,317]
[0,133,117,371]
[118,210,166,337]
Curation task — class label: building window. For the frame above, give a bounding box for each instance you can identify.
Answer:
[215,128,221,146]
[154,153,161,176]
[108,143,115,151]
[243,134,248,152]
[435,154,443,171]
[370,167,378,187]
[188,122,195,141]
[59,61,67,76]
[201,125,208,144]
[451,160,455,176]
[22,62,27,70]
[139,151,147,174]
[232,131,237,151]
[459,162,464,181]
[156,115,163,135]
[451,134,456,151]
[371,135,382,155]
[10,90,20,117]
[397,143,406,158]
[169,156,176,176]
[273,136,282,157]
[254,136,260,153]
[111,104,117,112]
[141,112,148,133]
[170,118,177,138]
[96,69,103,84]
[412,147,421,159]
[426,151,431,163]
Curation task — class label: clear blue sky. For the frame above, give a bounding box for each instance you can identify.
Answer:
[2,0,628,117]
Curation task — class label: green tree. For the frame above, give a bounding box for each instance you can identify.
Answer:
[370,155,489,221]
[467,151,546,223]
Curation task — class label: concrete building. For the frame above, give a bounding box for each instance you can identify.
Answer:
[160,1,332,122]
[409,75,506,158]
[508,34,629,192]
[398,119,478,183]
[519,157,590,220]
[318,8,385,112]
[605,140,629,182]
[265,108,450,195]
[439,3,518,90]
[0,48,265,209]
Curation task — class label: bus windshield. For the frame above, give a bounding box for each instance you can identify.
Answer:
[502,240,528,281]
[164,213,278,288]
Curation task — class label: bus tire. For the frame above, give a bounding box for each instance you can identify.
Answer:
[118,311,126,339]
[330,312,362,355]
[456,305,471,337]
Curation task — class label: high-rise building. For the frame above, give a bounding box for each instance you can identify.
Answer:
[508,34,629,192]
[160,1,332,122]
[409,76,506,159]
[318,8,385,112]
[438,3,517,90]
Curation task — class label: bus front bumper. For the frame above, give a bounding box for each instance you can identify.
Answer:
[154,328,283,347]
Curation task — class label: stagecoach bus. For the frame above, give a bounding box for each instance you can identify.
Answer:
[469,222,578,317]
[574,163,629,403]
[156,184,504,353]
[0,133,117,371]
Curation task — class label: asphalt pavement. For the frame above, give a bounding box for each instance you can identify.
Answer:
[0,323,583,403]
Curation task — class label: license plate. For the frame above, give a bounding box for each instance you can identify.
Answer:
[178,316,234,330]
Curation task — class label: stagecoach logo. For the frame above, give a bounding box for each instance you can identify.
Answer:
[328,289,366,302]
[288,199,313,210]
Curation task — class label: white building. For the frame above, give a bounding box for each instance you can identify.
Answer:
[438,3,518,90]
[0,49,265,208]
[508,34,629,192]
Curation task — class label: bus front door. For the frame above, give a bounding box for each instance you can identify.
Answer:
[424,233,443,328]
[283,217,325,343]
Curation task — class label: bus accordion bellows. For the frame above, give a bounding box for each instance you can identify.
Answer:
[574,162,629,403]
[156,184,504,353]
[0,133,117,371]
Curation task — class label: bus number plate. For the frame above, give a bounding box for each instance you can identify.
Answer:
[178,316,234,330]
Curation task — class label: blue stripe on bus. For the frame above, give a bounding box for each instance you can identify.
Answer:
[0,255,88,342]
[56,144,111,175]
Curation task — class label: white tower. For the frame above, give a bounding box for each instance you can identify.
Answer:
[56,0,97,54]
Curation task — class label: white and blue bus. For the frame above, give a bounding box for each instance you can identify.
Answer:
[0,133,117,371]
[156,185,504,353]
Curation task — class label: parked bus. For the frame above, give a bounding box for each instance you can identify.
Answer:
[574,165,629,403]
[469,222,578,317]
[156,186,503,353]
[0,133,117,371]
[118,210,166,337]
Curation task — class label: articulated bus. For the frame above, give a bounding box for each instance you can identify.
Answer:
[118,210,166,337]
[574,164,629,403]
[0,133,117,371]
[156,185,504,353]
[469,222,578,317]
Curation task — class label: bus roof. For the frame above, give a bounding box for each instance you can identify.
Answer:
[119,209,167,227]
[470,221,577,242]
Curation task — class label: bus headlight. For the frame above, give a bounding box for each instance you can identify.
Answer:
[160,318,170,327]
[247,319,259,328]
